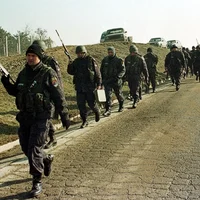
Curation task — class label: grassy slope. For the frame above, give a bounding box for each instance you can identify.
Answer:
[0,42,169,145]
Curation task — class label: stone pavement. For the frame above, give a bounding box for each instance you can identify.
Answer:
[1,78,200,200]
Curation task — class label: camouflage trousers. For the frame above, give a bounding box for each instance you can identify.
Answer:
[18,119,50,177]
[171,70,182,86]
[76,91,99,122]
[128,80,140,103]
[104,84,124,111]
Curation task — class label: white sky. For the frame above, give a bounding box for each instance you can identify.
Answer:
[1,0,200,48]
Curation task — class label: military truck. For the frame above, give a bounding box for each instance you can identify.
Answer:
[100,28,129,42]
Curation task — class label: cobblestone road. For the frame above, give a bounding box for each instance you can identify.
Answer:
[1,78,200,200]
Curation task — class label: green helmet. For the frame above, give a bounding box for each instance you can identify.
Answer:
[129,44,138,53]
[75,45,87,54]
[32,40,47,51]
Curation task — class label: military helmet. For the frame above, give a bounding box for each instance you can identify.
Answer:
[75,45,87,54]
[32,40,47,51]
[147,47,152,53]
[129,44,138,53]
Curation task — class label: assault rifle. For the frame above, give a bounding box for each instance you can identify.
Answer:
[55,30,72,61]
[0,63,15,83]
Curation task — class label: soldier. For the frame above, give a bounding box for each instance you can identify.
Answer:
[193,45,200,81]
[101,46,125,116]
[182,47,191,78]
[67,46,102,128]
[125,45,149,108]
[32,40,63,149]
[1,44,70,197]
[144,47,158,93]
[165,44,186,91]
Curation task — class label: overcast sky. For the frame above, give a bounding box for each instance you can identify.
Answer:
[1,0,200,48]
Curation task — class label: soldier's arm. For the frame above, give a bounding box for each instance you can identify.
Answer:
[164,54,170,70]
[155,54,158,65]
[45,69,70,126]
[100,58,105,81]
[1,75,19,97]
[141,57,149,80]
[180,52,187,68]
[92,58,102,87]
[67,60,75,75]
[117,58,126,79]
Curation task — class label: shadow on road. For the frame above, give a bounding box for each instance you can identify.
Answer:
[0,192,31,200]
[0,178,32,188]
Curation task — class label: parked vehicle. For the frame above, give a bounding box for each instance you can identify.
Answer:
[167,40,182,49]
[100,31,107,43]
[102,28,128,42]
[149,37,167,48]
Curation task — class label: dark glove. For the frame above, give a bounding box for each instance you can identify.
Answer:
[1,75,10,85]
[62,119,71,130]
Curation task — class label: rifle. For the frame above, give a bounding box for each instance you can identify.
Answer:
[0,63,15,83]
[55,30,72,60]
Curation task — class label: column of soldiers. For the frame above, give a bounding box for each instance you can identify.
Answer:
[1,41,197,197]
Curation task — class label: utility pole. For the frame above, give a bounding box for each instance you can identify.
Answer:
[5,36,8,56]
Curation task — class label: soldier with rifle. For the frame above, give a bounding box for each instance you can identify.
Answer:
[0,44,70,197]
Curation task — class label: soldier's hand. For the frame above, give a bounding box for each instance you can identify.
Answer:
[1,75,10,85]
[68,59,73,64]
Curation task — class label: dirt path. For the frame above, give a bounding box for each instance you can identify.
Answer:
[1,78,200,200]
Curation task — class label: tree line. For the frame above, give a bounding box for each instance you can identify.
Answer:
[0,26,54,56]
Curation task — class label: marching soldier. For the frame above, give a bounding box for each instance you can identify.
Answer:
[125,45,149,108]
[1,44,70,197]
[101,47,125,116]
[67,46,102,128]
[144,47,158,93]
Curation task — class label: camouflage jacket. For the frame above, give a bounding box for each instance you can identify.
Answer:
[124,54,149,82]
[101,55,125,86]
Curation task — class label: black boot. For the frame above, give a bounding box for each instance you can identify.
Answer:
[80,120,89,128]
[132,98,138,109]
[30,176,42,197]
[44,137,57,149]
[176,85,180,91]
[44,154,54,177]
[103,110,111,117]
[94,108,100,122]
[118,101,124,112]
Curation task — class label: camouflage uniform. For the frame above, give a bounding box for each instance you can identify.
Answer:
[165,45,186,90]
[101,47,125,115]
[144,48,158,92]
[125,45,149,108]
[67,49,102,127]
[1,44,70,197]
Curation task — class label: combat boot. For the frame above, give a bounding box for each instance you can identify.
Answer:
[44,138,57,149]
[132,98,138,109]
[44,154,54,177]
[80,121,89,128]
[30,176,42,197]
[103,110,111,117]
[94,109,100,122]
[118,101,124,112]
[176,85,180,91]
